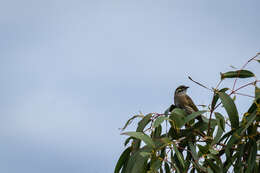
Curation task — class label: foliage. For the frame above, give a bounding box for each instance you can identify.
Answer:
[115,53,260,173]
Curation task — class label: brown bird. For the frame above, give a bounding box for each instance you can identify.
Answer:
[174,85,203,122]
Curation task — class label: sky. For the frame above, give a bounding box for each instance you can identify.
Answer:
[0,0,260,172]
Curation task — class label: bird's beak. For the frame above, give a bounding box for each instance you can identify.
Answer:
[185,86,189,89]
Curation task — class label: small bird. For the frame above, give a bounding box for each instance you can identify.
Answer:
[174,85,203,122]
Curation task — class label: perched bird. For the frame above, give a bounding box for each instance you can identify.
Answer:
[174,85,203,122]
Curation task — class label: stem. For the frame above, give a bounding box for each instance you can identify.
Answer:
[234,92,254,98]
[216,79,223,90]
[188,76,212,91]
[232,52,260,91]
[212,80,260,112]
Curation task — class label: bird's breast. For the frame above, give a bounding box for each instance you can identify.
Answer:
[174,94,188,107]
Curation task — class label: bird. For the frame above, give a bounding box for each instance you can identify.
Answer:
[174,85,203,122]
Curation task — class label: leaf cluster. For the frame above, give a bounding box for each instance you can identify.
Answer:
[115,53,260,173]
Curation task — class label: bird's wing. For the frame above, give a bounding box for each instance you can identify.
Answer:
[185,95,199,112]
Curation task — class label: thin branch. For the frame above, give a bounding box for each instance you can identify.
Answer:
[211,80,260,112]
[235,92,255,98]
[232,52,260,91]
[233,80,259,93]
[188,76,212,91]
[215,79,223,90]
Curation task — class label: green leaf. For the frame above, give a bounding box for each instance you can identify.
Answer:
[164,162,171,173]
[211,88,229,110]
[212,124,224,146]
[234,144,245,173]
[218,130,233,144]
[114,147,131,173]
[246,142,257,173]
[215,112,225,131]
[155,137,172,147]
[207,168,214,173]
[220,70,254,79]
[225,128,242,157]
[125,146,151,173]
[170,108,186,128]
[122,132,155,148]
[205,159,221,173]
[153,116,170,128]
[152,125,162,138]
[150,160,162,172]
[172,143,185,168]
[209,148,218,155]
[137,113,153,132]
[255,86,260,101]
[188,142,199,162]
[139,152,151,158]
[121,114,144,131]
[223,152,239,172]
[198,144,209,155]
[183,110,207,124]
[171,150,182,173]
[132,113,153,151]
[211,112,225,145]
[124,137,134,146]
[218,92,239,129]
[241,110,257,134]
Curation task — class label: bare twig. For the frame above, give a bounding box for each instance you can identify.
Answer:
[188,76,212,91]
[215,79,223,90]
[234,92,254,98]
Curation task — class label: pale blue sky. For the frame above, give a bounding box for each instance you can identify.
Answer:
[0,0,260,172]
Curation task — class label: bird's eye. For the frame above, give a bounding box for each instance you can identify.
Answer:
[177,88,183,93]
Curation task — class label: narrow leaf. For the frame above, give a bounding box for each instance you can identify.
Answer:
[153,116,170,128]
[124,137,134,146]
[218,92,239,129]
[220,70,254,79]
[188,142,199,161]
[120,114,144,131]
[211,88,229,110]
[122,132,155,148]
[241,110,257,134]
[212,124,224,145]
[183,110,207,124]
[225,128,242,157]
[150,160,162,172]
[114,147,131,173]
[170,108,186,128]
[255,86,260,101]
[173,143,185,168]
[133,113,153,151]
[246,141,257,173]
[164,162,171,173]
[137,113,153,132]
[197,144,209,155]
[125,146,152,173]
[215,112,225,131]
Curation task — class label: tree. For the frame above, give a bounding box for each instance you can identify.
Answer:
[115,52,260,173]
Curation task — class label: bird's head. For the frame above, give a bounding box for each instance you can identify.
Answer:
[175,85,189,95]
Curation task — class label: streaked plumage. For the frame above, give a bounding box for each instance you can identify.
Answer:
[174,85,202,122]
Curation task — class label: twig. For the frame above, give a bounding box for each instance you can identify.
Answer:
[232,52,260,91]
[235,92,254,98]
[188,76,212,91]
[211,80,260,113]
[233,80,259,93]
[215,79,223,90]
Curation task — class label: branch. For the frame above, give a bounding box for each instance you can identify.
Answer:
[232,52,260,91]
[188,76,212,91]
